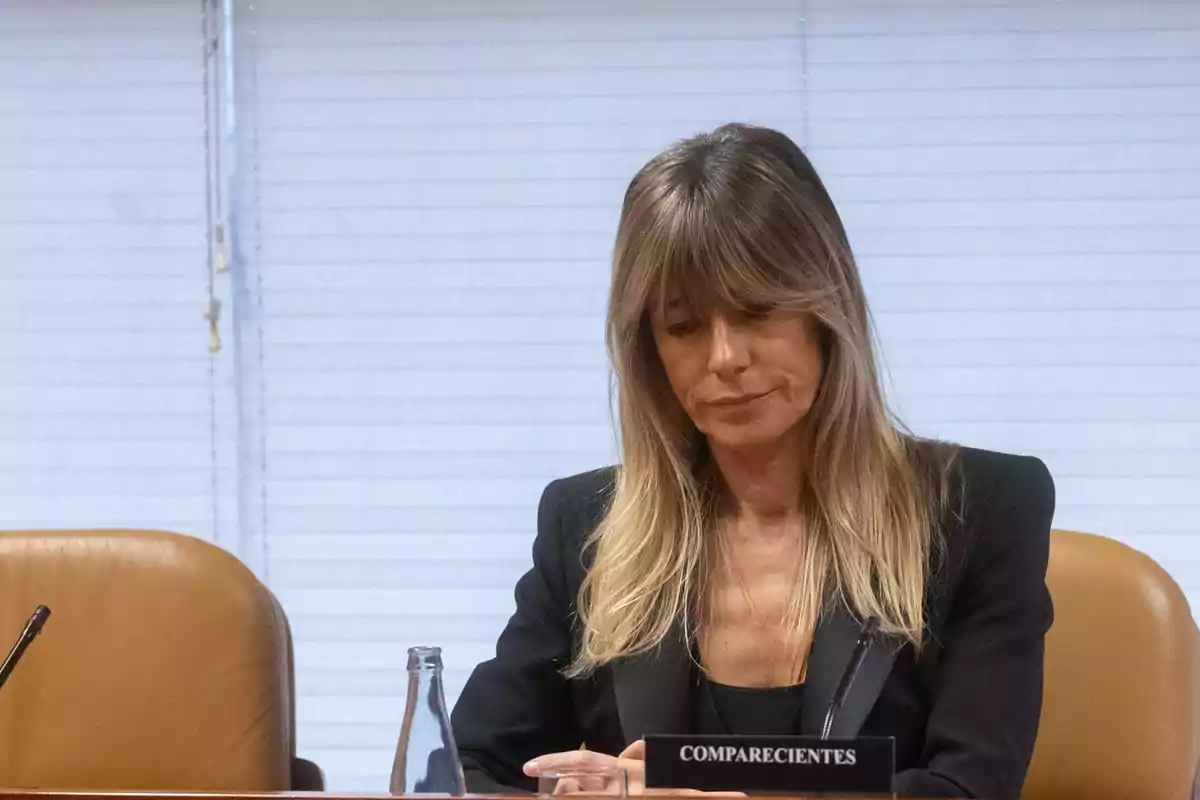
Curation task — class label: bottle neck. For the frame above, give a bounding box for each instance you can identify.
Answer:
[407,646,444,673]
[404,647,449,722]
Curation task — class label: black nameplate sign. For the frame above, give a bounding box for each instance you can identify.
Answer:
[644,734,895,795]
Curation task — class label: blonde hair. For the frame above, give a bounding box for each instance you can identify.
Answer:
[569,123,956,676]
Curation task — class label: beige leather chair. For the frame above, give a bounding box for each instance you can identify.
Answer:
[1025,529,1200,800]
[0,529,321,790]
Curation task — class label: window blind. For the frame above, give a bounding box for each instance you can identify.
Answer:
[0,2,226,542]
[237,0,1198,789]
[801,0,1199,609]
[238,0,806,788]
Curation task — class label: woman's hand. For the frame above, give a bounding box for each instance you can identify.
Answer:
[524,741,745,796]
[523,741,644,796]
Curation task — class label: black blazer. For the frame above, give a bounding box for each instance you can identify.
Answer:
[452,446,1055,800]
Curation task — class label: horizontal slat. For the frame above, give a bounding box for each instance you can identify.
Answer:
[0,419,211,442]
[0,471,216,495]
[268,505,536,535]
[259,122,787,156]
[296,671,475,704]
[1048,505,1200,536]
[0,388,210,414]
[255,0,799,18]
[289,613,513,643]
[808,86,1200,118]
[265,66,802,101]
[0,495,212,523]
[266,315,603,344]
[0,113,200,138]
[267,425,612,452]
[294,642,498,679]
[809,58,1199,91]
[0,251,207,277]
[266,453,604,480]
[276,587,516,615]
[272,532,534,560]
[0,442,220,470]
[258,37,802,74]
[0,59,200,87]
[0,86,204,113]
[0,333,211,357]
[2,3,212,32]
[0,30,195,60]
[921,421,1200,451]
[814,113,1200,146]
[806,6,1199,35]
[273,560,530,590]
[258,95,803,127]
[269,396,612,425]
[834,170,1200,200]
[851,227,1200,255]
[807,28,1200,63]
[255,11,807,46]
[266,479,559,510]
[0,221,205,250]
[889,366,1200,395]
[7,140,207,169]
[0,278,204,305]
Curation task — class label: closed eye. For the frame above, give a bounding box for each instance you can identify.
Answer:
[742,303,774,319]
[666,318,701,336]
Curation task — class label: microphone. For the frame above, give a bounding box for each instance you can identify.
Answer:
[820,615,880,740]
[0,605,51,692]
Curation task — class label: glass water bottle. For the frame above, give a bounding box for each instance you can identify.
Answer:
[390,646,466,796]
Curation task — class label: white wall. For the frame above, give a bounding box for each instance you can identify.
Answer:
[2,0,1197,792]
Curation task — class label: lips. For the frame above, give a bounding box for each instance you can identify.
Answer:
[707,389,772,407]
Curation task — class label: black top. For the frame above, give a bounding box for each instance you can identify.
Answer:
[695,674,806,737]
[451,446,1056,800]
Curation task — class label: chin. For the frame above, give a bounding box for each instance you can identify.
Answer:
[702,418,795,451]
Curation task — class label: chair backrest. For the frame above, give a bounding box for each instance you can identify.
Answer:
[1025,529,1199,800]
[0,529,297,790]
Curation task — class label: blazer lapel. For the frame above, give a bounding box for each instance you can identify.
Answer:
[610,623,692,744]
[801,605,899,737]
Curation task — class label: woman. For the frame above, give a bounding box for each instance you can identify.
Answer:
[450,123,1054,799]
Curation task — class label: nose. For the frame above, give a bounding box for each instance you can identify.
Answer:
[707,315,751,378]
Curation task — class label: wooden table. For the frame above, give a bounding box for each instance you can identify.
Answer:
[0,793,904,800]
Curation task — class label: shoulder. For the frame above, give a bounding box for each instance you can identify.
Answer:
[948,447,1056,559]
[538,467,617,578]
[934,445,1056,605]
[951,445,1055,516]
[541,467,617,528]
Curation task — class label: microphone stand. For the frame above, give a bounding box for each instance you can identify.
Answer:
[820,615,880,740]
[0,605,51,692]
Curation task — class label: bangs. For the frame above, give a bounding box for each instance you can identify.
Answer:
[641,195,826,321]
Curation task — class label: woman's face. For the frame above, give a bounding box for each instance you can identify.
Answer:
[649,303,825,452]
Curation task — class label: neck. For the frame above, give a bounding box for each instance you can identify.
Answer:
[709,432,807,527]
